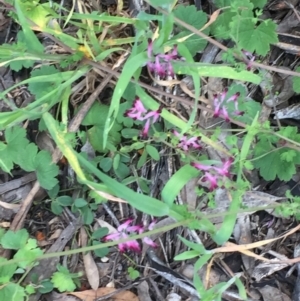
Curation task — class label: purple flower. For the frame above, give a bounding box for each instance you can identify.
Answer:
[202,172,218,191]
[213,89,243,121]
[242,50,255,71]
[138,220,158,248]
[147,39,179,78]
[191,158,234,191]
[124,98,147,121]
[125,98,162,138]
[173,130,202,151]
[213,157,234,177]
[103,219,157,253]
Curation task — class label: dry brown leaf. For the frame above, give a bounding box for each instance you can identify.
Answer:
[259,285,291,301]
[234,216,255,273]
[67,287,139,301]
[80,227,99,290]
[0,200,20,211]
[199,8,222,32]
[211,223,300,264]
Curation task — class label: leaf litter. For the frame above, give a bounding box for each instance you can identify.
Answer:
[1,1,300,301]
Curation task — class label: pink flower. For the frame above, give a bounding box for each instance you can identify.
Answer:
[213,89,243,121]
[140,220,157,248]
[125,98,162,138]
[191,158,234,191]
[147,39,179,78]
[173,130,202,151]
[212,157,234,177]
[242,50,255,71]
[202,172,218,191]
[104,219,157,253]
[124,98,147,121]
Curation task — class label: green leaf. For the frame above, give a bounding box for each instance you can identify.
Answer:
[34,150,59,190]
[0,282,26,301]
[178,236,207,254]
[28,66,61,99]
[292,67,300,93]
[114,162,131,179]
[0,126,29,173]
[81,103,110,126]
[149,0,174,9]
[51,201,63,215]
[15,143,38,171]
[214,0,231,6]
[173,61,261,84]
[38,280,54,294]
[51,265,77,292]
[91,228,109,239]
[25,284,35,295]
[210,11,235,39]
[57,196,73,206]
[1,229,29,250]
[44,112,169,217]
[173,5,209,56]
[77,153,170,217]
[74,198,88,208]
[162,165,200,207]
[88,124,121,153]
[230,18,278,56]
[121,128,140,138]
[18,1,55,28]
[137,149,148,169]
[15,0,44,53]
[128,267,140,280]
[254,150,297,181]
[113,154,120,170]
[251,0,267,8]
[99,157,113,172]
[92,241,109,258]
[0,258,17,284]
[226,83,261,124]
[174,5,207,31]
[104,52,148,148]
[212,190,242,244]
[80,206,94,225]
[14,239,43,269]
[174,250,199,261]
[145,145,160,161]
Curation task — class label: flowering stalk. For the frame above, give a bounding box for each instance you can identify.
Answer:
[103,219,157,253]
[242,50,255,71]
[147,39,180,78]
[191,157,234,191]
[124,98,162,138]
[213,88,243,121]
[173,130,202,151]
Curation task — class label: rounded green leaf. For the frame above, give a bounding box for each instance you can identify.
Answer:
[121,128,140,138]
[99,157,112,172]
[146,145,160,161]
[74,198,88,208]
[51,201,63,215]
[114,162,131,179]
[56,196,73,206]
[91,228,109,239]
[113,154,120,170]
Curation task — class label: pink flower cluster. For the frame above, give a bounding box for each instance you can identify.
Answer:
[147,39,180,78]
[191,158,234,191]
[213,88,244,122]
[103,219,157,253]
[242,50,255,71]
[173,130,202,151]
[124,98,162,138]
